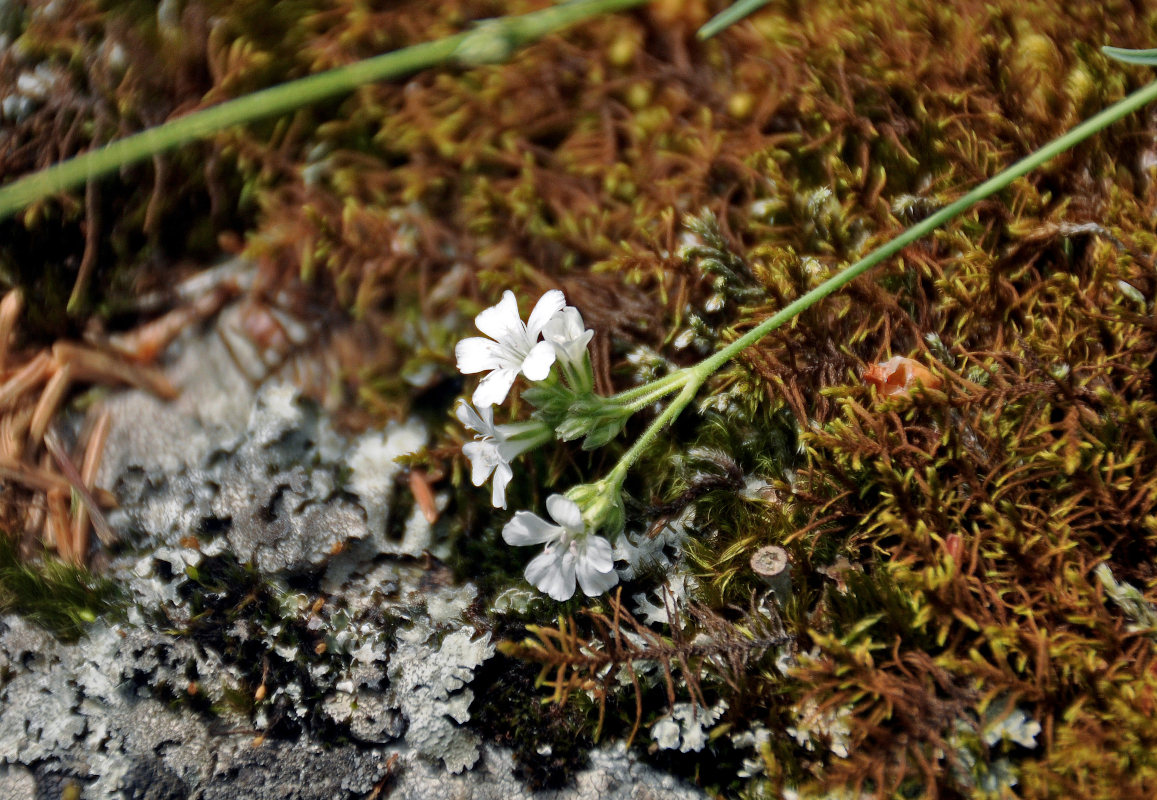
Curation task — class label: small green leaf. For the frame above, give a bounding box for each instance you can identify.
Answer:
[581,417,627,450]
[1102,45,1157,66]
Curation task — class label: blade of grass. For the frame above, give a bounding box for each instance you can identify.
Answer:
[698,0,772,40]
[0,0,648,225]
[1103,46,1157,66]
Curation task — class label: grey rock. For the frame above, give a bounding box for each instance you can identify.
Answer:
[196,739,392,800]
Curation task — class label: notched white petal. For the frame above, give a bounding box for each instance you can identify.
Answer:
[472,367,519,407]
[462,441,498,486]
[491,462,514,509]
[576,556,619,597]
[526,289,566,338]
[520,341,557,381]
[546,494,584,533]
[525,548,576,601]
[543,306,583,341]
[455,400,481,430]
[455,337,502,374]
[502,511,559,546]
[455,400,495,434]
[474,290,524,342]
[543,307,594,365]
[583,535,615,572]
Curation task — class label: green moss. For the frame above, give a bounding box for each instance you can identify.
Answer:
[0,535,124,641]
[470,653,595,789]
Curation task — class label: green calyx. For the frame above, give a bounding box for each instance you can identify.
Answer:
[565,479,626,535]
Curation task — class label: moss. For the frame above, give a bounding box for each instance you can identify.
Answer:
[174,554,348,738]
[470,653,595,790]
[8,0,1157,795]
[0,534,124,641]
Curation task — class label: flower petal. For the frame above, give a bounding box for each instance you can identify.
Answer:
[472,367,519,407]
[576,554,618,597]
[520,340,557,381]
[542,306,584,343]
[462,441,498,486]
[455,337,503,375]
[502,511,561,546]
[455,400,495,436]
[490,461,513,509]
[455,400,480,430]
[546,495,585,533]
[474,291,524,342]
[582,534,615,572]
[526,547,576,601]
[526,290,567,338]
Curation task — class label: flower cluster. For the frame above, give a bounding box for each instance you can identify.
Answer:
[454,289,620,600]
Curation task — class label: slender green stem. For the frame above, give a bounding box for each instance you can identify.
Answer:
[604,76,1157,490]
[621,376,690,412]
[697,0,772,41]
[609,369,689,404]
[607,379,702,489]
[0,0,647,222]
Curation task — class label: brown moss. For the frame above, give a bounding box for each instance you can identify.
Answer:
[6,0,1157,796]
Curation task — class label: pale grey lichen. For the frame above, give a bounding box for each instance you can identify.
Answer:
[787,698,853,759]
[981,705,1041,749]
[731,722,773,778]
[650,700,728,753]
[632,575,693,628]
[0,764,36,799]
[387,625,496,773]
[347,418,429,549]
[383,741,707,800]
[617,502,691,582]
[491,586,547,615]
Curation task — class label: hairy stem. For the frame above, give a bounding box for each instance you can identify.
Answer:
[607,378,703,490]
[609,370,689,405]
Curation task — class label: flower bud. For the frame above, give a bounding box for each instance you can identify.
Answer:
[566,479,625,535]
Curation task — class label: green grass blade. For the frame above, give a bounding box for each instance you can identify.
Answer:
[698,0,772,40]
[1102,45,1157,66]
[0,0,647,223]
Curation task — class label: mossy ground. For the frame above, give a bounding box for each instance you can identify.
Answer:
[4,0,1157,797]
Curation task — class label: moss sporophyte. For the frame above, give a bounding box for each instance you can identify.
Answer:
[454,46,1157,601]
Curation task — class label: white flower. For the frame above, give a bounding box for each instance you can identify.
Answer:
[456,401,540,509]
[541,306,594,368]
[502,494,618,601]
[455,290,565,407]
